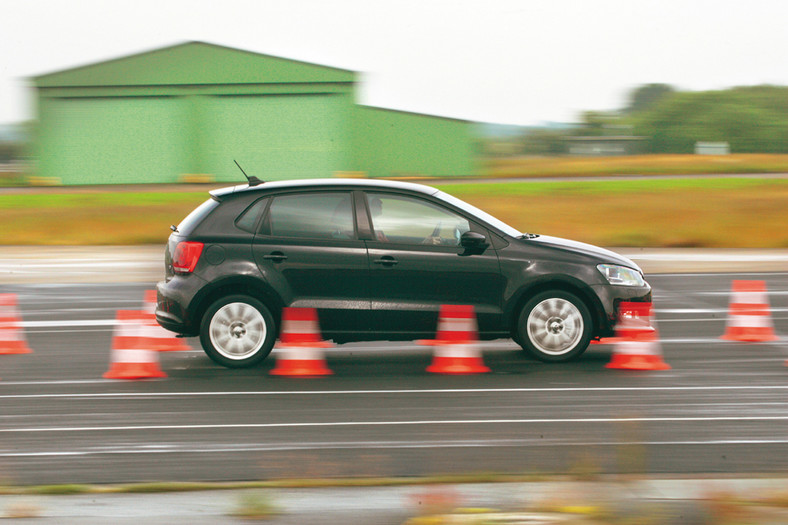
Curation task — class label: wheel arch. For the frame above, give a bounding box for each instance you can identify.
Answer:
[507,276,605,340]
[189,276,285,333]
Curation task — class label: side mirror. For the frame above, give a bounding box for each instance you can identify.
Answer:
[460,231,489,254]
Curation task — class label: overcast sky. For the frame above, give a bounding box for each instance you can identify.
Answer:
[1,0,787,127]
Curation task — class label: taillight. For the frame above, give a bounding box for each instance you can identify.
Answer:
[172,241,204,274]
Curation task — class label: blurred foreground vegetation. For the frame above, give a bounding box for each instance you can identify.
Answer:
[1,177,786,248]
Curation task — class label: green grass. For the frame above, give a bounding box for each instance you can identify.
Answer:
[437,178,788,248]
[0,191,209,245]
[0,192,203,209]
[436,176,778,196]
[483,153,788,178]
[0,474,555,496]
[1,178,787,247]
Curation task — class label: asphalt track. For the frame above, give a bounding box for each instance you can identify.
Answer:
[3,168,788,522]
[0,253,786,485]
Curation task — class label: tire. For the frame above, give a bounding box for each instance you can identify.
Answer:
[516,290,592,362]
[199,295,276,368]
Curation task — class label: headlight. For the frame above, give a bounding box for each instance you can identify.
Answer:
[597,264,646,286]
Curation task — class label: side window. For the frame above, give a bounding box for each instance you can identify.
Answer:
[235,198,269,233]
[268,192,355,240]
[366,193,470,246]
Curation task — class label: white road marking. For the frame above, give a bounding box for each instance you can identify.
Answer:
[20,319,118,328]
[696,290,788,296]
[1,415,787,434]
[15,305,787,328]
[627,253,788,262]
[1,385,788,398]
[0,261,153,271]
[2,438,788,457]
[0,380,111,386]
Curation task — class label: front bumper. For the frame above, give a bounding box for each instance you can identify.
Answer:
[592,282,652,337]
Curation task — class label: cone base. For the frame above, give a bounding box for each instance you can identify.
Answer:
[418,338,476,347]
[152,341,192,352]
[270,359,333,377]
[274,341,332,349]
[721,331,779,343]
[427,357,490,375]
[0,343,33,354]
[104,364,167,380]
[606,355,671,371]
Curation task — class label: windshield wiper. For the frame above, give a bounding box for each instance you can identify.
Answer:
[519,233,540,239]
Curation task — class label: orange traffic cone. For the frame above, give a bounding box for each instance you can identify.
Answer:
[142,290,190,352]
[420,304,490,374]
[606,302,670,371]
[270,307,333,377]
[721,280,778,342]
[0,293,33,354]
[104,310,167,380]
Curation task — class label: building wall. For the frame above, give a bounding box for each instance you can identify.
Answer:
[35,84,355,184]
[36,95,190,185]
[352,106,475,179]
[33,42,476,185]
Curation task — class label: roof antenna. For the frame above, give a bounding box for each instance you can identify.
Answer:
[234,159,264,187]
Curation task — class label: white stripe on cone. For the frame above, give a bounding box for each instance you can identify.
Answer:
[437,317,477,333]
[111,347,161,364]
[280,319,322,336]
[432,344,482,359]
[610,340,661,356]
[726,315,774,329]
[273,345,326,360]
[114,321,140,338]
[730,290,769,305]
[0,329,24,342]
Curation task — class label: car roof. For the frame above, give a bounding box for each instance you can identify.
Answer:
[210,178,441,200]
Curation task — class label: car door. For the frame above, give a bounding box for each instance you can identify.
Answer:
[362,191,505,338]
[252,190,370,337]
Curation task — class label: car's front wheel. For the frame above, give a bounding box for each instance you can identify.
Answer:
[516,290,592,362]
[200,295,276,368]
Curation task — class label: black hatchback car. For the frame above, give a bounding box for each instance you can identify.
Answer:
[156,178,651,368]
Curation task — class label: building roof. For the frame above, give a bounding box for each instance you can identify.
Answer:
[33,41,356,88]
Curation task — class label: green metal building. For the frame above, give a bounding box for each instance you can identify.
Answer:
[32,41,476,185]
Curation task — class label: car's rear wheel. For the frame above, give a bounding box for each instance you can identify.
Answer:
[516,290,592,362]
[200,295,276,368]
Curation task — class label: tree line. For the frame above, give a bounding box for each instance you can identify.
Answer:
[515,84,788,155]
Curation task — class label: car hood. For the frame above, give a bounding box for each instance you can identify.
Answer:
[524,235,642,272]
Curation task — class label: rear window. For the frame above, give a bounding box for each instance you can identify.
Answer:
[176,198,219,236]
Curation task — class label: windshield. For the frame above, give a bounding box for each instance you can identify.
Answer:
[434,191,523,238]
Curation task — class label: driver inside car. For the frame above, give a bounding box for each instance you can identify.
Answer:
[369,196,388,242]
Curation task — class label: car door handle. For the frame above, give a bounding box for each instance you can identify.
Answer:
[263,252,287,262]
[373,256,398,266]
